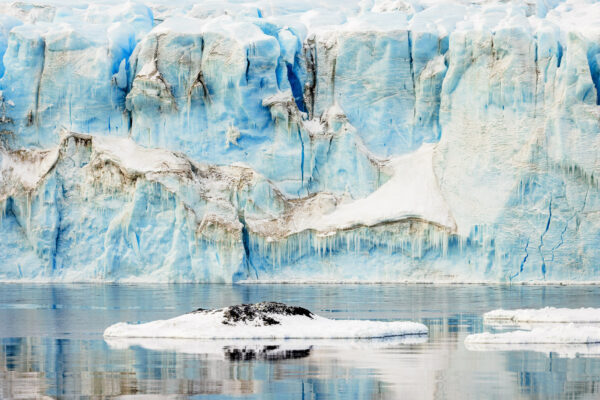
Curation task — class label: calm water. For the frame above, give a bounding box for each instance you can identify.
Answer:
[1,284,600,399]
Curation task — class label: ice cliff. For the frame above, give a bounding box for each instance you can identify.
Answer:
[0,0,599,282]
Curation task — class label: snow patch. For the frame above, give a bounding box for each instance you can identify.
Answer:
[91,136,191,176]
[0,146,59,196]
[304,143,456,234]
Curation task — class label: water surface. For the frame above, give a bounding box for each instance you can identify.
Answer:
[1,284,600,399]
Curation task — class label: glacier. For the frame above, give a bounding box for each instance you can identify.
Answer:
[0,0,599,282]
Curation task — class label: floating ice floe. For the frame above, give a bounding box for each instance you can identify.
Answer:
[465,324,600,345]
[466,307,600,357]
[103,302,428,339]
[483,307,600,325]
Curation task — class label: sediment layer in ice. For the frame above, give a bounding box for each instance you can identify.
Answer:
[103,302,428,339]
[484,308,600,324]
[465,325,600,345]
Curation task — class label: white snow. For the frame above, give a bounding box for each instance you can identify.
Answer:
[465,324,600,345]
[91,136,191,176]
[152,16,205,35]
[545,1,600,37]
[153,15,272,46]
[4,0,597,41]
[136,60,160,79]
[483,307,600,324]
[0,146,59,194]
[103,309,428,339]
[303,143,456,234]
[467,308,600,355]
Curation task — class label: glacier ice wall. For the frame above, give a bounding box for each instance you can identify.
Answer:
[0,0,599,282]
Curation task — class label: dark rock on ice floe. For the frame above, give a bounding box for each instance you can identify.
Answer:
[191,301,314,326]
[222,302,314,326]
[224,344,312,361]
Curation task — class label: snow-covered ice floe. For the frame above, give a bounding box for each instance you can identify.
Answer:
[103,302,428,339]
[465,325,600,345]
[483,307,600,324]
[466,307,600,357]
[464,342,600,359]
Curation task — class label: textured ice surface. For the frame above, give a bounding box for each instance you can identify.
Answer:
[465,325,600,345]
[484,308,600,324]
[467,306,600,351]
[103,302,428,339]
[1,0,600,282]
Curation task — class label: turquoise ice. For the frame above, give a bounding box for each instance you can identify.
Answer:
[1,0,599,282]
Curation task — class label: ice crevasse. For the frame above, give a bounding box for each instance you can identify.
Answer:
[0,0,599,282]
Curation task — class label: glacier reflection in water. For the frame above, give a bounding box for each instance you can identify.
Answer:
[2,284,600,398]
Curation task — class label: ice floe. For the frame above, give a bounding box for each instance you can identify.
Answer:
[465,324,600,345]
[483,307,600,324]
[103,302,428,339]
[466,307,600,357]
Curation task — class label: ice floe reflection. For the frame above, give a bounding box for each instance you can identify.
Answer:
[464,342,600,359]
[104,335,428,361]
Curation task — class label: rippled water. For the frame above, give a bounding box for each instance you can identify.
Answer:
[1,284,600,399]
